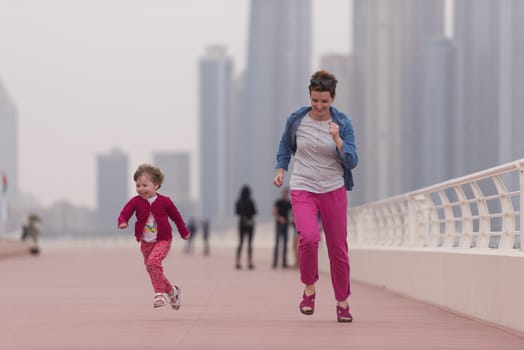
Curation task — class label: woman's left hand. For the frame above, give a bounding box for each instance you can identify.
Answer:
[329,121,344,152]
[328,121,339,137]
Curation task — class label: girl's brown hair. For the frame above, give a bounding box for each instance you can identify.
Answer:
[133,163,164,189]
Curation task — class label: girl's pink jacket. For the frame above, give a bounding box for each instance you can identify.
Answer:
[118,193,190,242]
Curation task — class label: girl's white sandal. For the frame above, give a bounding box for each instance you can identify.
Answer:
[170,284,181,310]
[153,293,169,308]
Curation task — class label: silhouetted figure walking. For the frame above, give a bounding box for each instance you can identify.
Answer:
[235,185,257,270]
[272,187,291,268]
[201,218,210,256]
[22,213,41,255]
[185,217,198,254]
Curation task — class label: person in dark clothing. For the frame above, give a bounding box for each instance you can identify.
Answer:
[235,185,257,269]
[184,217,198,254]
[22,213,41,255]
[272,187,291,268]
[201,218,210,256]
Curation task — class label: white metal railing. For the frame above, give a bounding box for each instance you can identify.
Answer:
[348,159,524,250]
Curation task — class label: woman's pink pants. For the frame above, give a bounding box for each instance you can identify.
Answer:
[290,186,351,302]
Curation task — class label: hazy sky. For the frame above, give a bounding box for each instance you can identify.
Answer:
[0,0,351,209]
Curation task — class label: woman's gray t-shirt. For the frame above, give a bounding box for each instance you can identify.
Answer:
[289,114,344,193]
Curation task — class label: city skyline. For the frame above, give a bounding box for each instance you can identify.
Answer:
[2,0,523,232]
[0,0,351,209]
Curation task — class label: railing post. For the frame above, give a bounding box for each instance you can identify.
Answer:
[408,196,417,246]
[355,209,362,245]
[520,165,524,251]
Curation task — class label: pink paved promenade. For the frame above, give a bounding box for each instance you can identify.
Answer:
[1,240,524,350]
[0,239,31,259]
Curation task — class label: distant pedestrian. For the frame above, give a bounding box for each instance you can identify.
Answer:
[273,70,358,322]
[22,213,41,255]
[289,209,299,268]
[235,185,257,270]
[118,163,191,310]
[272,187,291,268]
[201,218,210,256]
[184,217,198,254]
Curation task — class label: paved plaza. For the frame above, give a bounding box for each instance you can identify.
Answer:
[1,238,524,349]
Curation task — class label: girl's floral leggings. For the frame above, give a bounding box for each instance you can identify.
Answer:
[140,239,173,293]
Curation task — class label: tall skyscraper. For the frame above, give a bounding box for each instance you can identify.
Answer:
[508,1,524,162]
[199,46,233,225]
[353,0,445,201]
[153,151,193,219]
[453,0,524,177]
[0,80,18,203]
[486,0,523,165]
[414,37,457,187]
[454,0,504,174]
[240,0,311,217]
[229,73,246,225]
[96,148,128,229]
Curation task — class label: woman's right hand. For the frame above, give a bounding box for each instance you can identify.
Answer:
[118,223,128,229]
[273,169,285,187]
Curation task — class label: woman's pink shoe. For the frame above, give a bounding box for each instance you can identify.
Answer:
[336,304,353,322]
[299,291,315,315]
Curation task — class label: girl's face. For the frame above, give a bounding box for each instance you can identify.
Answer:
[135,174,159,199]
[309,90,334,120]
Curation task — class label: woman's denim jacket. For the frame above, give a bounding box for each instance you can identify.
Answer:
[275,106,358,191]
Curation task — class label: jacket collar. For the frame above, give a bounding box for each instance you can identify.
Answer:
[290,105,344,121]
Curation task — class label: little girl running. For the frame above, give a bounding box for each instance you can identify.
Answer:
[118,163,191,309]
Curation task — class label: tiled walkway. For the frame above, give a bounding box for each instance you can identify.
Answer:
[1,239,523,349]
